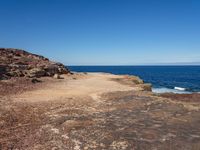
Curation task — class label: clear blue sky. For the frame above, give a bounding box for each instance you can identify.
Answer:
[0,0,200,65]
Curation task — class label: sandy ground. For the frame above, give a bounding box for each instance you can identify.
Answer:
[13,73,139,103]
[1,73,200,150]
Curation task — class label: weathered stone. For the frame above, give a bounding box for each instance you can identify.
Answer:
[27,68,46,78]
[44,65,59,76]
[53,74,61,79]
[0,65,7,80]
[129,76,144,84]
[0,48,71,79]
[141,83,152,91]
[31,78,41,83]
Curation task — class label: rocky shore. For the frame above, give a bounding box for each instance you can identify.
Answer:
[0,48,70,80]
[0,49,200,150]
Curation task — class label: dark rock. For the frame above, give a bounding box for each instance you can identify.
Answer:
[31,78,42,83]
[0,65,7,80]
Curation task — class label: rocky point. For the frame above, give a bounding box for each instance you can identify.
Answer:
[0,48,70,80]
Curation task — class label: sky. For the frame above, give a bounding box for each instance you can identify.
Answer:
[0,0,200,65]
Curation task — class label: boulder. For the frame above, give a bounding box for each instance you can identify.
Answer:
[44,65,59,76]
[27,68,46,78]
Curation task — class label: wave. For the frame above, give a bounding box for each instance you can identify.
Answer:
[152,87,191,94]
[174,87,186,91]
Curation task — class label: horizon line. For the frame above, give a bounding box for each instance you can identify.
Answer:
[67,64,200,66]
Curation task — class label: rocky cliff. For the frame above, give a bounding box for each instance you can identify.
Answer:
[0,48,70,79]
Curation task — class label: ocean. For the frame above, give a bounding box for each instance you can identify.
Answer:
[68,66,200,94]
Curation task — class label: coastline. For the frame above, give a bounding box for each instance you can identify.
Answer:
[68,65,200,94]
[1,72,200,149]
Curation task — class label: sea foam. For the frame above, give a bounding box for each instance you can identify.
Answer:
[152,87,191,94]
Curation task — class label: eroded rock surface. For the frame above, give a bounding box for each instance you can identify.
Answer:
[0,73,200,150]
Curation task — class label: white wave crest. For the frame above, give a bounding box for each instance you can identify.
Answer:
[174,87,186,91]
[152,87,191,94]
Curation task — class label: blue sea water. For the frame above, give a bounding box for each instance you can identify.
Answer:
[68,66,200,93]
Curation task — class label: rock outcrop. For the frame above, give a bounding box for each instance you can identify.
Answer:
[0,48,70,79]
